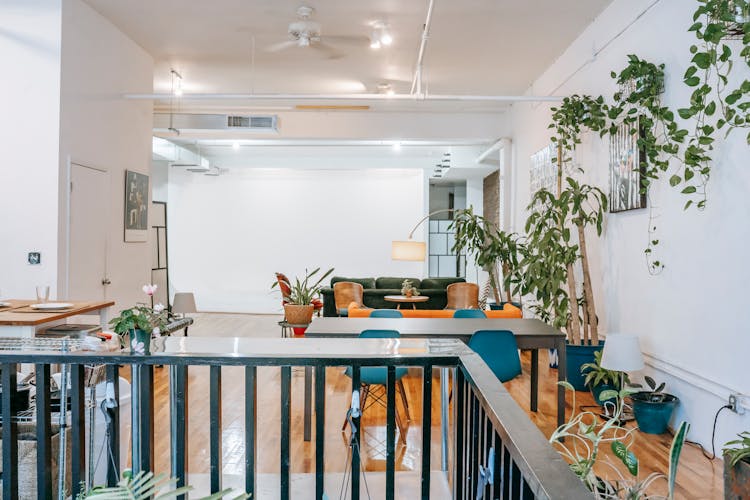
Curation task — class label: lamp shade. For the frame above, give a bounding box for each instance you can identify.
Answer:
[172,292,197,314]
[391,240,426,261]
[600,333,644,372]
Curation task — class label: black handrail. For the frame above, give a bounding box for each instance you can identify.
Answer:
[0,338,590,499]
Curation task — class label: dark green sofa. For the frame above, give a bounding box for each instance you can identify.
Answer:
[320,276,466,317]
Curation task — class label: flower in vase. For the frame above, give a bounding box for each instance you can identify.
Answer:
[142,284,158,296]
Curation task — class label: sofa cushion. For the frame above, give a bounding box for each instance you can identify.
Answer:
[330,276,376,289]
[420,277,465,289]
[375,277,421,289]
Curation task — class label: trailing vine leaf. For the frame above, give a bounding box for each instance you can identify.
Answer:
[611,440,639,476]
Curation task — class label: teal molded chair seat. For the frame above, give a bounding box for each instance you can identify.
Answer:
[370,309,403,318]
[453,309,487,318]
[342,329,410,442]
[468,330,522,382]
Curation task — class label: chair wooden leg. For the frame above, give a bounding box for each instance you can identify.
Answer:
[397,379,411,421]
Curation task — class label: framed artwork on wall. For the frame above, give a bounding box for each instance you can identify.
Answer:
[124,170,149,242]
[609,121,647,212]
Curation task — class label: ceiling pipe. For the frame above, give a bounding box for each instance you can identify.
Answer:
[125,92,562,102]
[410,0,436,95]
[475,137,509,163]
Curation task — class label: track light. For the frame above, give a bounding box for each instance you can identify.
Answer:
[370,37,381,49]
[170,68,183,97]
[370,22,392,49]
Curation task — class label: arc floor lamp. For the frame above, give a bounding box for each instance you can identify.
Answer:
[391,208,456,261]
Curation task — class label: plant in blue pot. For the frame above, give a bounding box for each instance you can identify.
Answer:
[631,376,679,435]
[109,284,170,355]
[581,350,635,408]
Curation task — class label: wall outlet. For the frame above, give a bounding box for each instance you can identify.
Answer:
[729,394,746,415]
[27,252,41,265]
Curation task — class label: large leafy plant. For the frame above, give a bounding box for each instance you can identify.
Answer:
[272,267,334,305]
[581,351,634,390]
[109,285,170,337]
[725,431,750,467]
[551,382,690,499]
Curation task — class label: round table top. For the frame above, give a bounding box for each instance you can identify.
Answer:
[383,295,429,303]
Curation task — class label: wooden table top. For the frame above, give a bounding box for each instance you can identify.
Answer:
[305,317,564,340]
[383,295,430,303]
[0,300,115,326]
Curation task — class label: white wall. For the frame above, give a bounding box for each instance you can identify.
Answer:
[58,0,154,309]
[0,1,62,298]
[509,0,750,447]
[168,168,426,313]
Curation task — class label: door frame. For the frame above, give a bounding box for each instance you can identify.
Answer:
[63,156,110,299]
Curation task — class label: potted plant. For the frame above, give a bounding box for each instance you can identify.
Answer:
[724,432,750,498]
[581,350,634,407]
[400,279,419,298]
[108,285,170,355]
[273,268,333,325]
[631,376,679,434]
[551,382,689,499]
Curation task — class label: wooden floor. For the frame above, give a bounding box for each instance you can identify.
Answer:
[131,313,723,498]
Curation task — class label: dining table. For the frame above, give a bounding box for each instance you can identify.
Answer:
[0,299,114,337]
[303,317,568,470]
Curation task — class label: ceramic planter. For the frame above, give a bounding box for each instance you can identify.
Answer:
[631,392,678,434]
[284,304,314,325]
[129,328,151,355]
[724,454,750,499]
[566,341,605,391]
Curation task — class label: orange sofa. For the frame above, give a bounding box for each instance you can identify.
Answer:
[346,302,522,318]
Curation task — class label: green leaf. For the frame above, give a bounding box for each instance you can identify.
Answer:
[705,101,716,116]
[669,175,681,187]
[681,186,697,194]
[668,422,690,499]
[611,440,639,476]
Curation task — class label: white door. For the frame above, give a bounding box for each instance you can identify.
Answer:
[68,163,109,301]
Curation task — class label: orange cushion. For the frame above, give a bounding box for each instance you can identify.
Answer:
[346,303,522,319]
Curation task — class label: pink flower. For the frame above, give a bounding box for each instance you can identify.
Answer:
[142,284,158,296]
[153,303,165,313]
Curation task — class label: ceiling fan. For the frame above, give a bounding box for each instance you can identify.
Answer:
[265,5,367,59]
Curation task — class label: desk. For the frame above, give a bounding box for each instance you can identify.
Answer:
[0,300,114,337]
[304,317,567,460]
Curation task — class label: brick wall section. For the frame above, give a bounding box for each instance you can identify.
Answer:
[483,170,500,227]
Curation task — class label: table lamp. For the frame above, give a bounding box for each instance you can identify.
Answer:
[172,292,197,318]
[600,333,644,372]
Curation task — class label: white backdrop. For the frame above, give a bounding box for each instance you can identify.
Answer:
[167,168,426,313]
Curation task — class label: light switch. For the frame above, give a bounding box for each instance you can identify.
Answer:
[28,252,41,265]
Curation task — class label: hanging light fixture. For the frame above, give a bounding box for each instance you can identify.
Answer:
[370,21,393,49]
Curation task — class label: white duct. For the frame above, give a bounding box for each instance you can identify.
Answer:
[126,92,562,102]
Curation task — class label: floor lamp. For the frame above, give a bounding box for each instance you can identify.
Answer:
[391,208,456,261]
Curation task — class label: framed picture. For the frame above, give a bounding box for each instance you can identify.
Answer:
[124,170,149,242]
[530,143,558,197]
[609,121,647,212]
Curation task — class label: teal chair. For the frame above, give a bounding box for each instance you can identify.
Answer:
[370,309,403,318]
[468,330,522,382]
[453,309,487,318]
[342,329,410,442]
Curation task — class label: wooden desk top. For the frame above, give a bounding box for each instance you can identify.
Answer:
[0,300,115,326]
[305,317,564,339]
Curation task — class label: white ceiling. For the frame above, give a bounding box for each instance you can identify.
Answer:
[85,0,613,97]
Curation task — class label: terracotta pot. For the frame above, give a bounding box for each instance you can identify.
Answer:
[284,304,314,325]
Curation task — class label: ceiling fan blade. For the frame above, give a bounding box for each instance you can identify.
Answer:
[265,40,297,53]
[310,42,344,60]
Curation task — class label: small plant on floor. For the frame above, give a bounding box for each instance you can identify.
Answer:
[77,470,250,499]
[272,268,334,305]
[637,376,668,403]
[550,382,689,499]
[725,431,750,467]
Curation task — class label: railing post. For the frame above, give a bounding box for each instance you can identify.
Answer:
[421,364,433,499]
[105,364,120,486]
[280,366,291,500]
[385,365,396,500]
[170,364,189,498]
[131,363,153,474]
[2,364,19,500]
[210,365,223,493]
[453,368,465,499]
[350,365,361,500]
[314,365,326,499]
[245,366,257,496]
[35,363,53,498]
[70,364,86,498]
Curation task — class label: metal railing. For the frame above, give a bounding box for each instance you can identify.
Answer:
[0,337,590,499]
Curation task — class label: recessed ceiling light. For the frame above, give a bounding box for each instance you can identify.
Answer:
[370,37,381,49]
[380,32,393,46]
[232,141,240,151]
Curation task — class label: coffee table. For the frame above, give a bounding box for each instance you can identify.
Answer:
[383,295,429,309]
